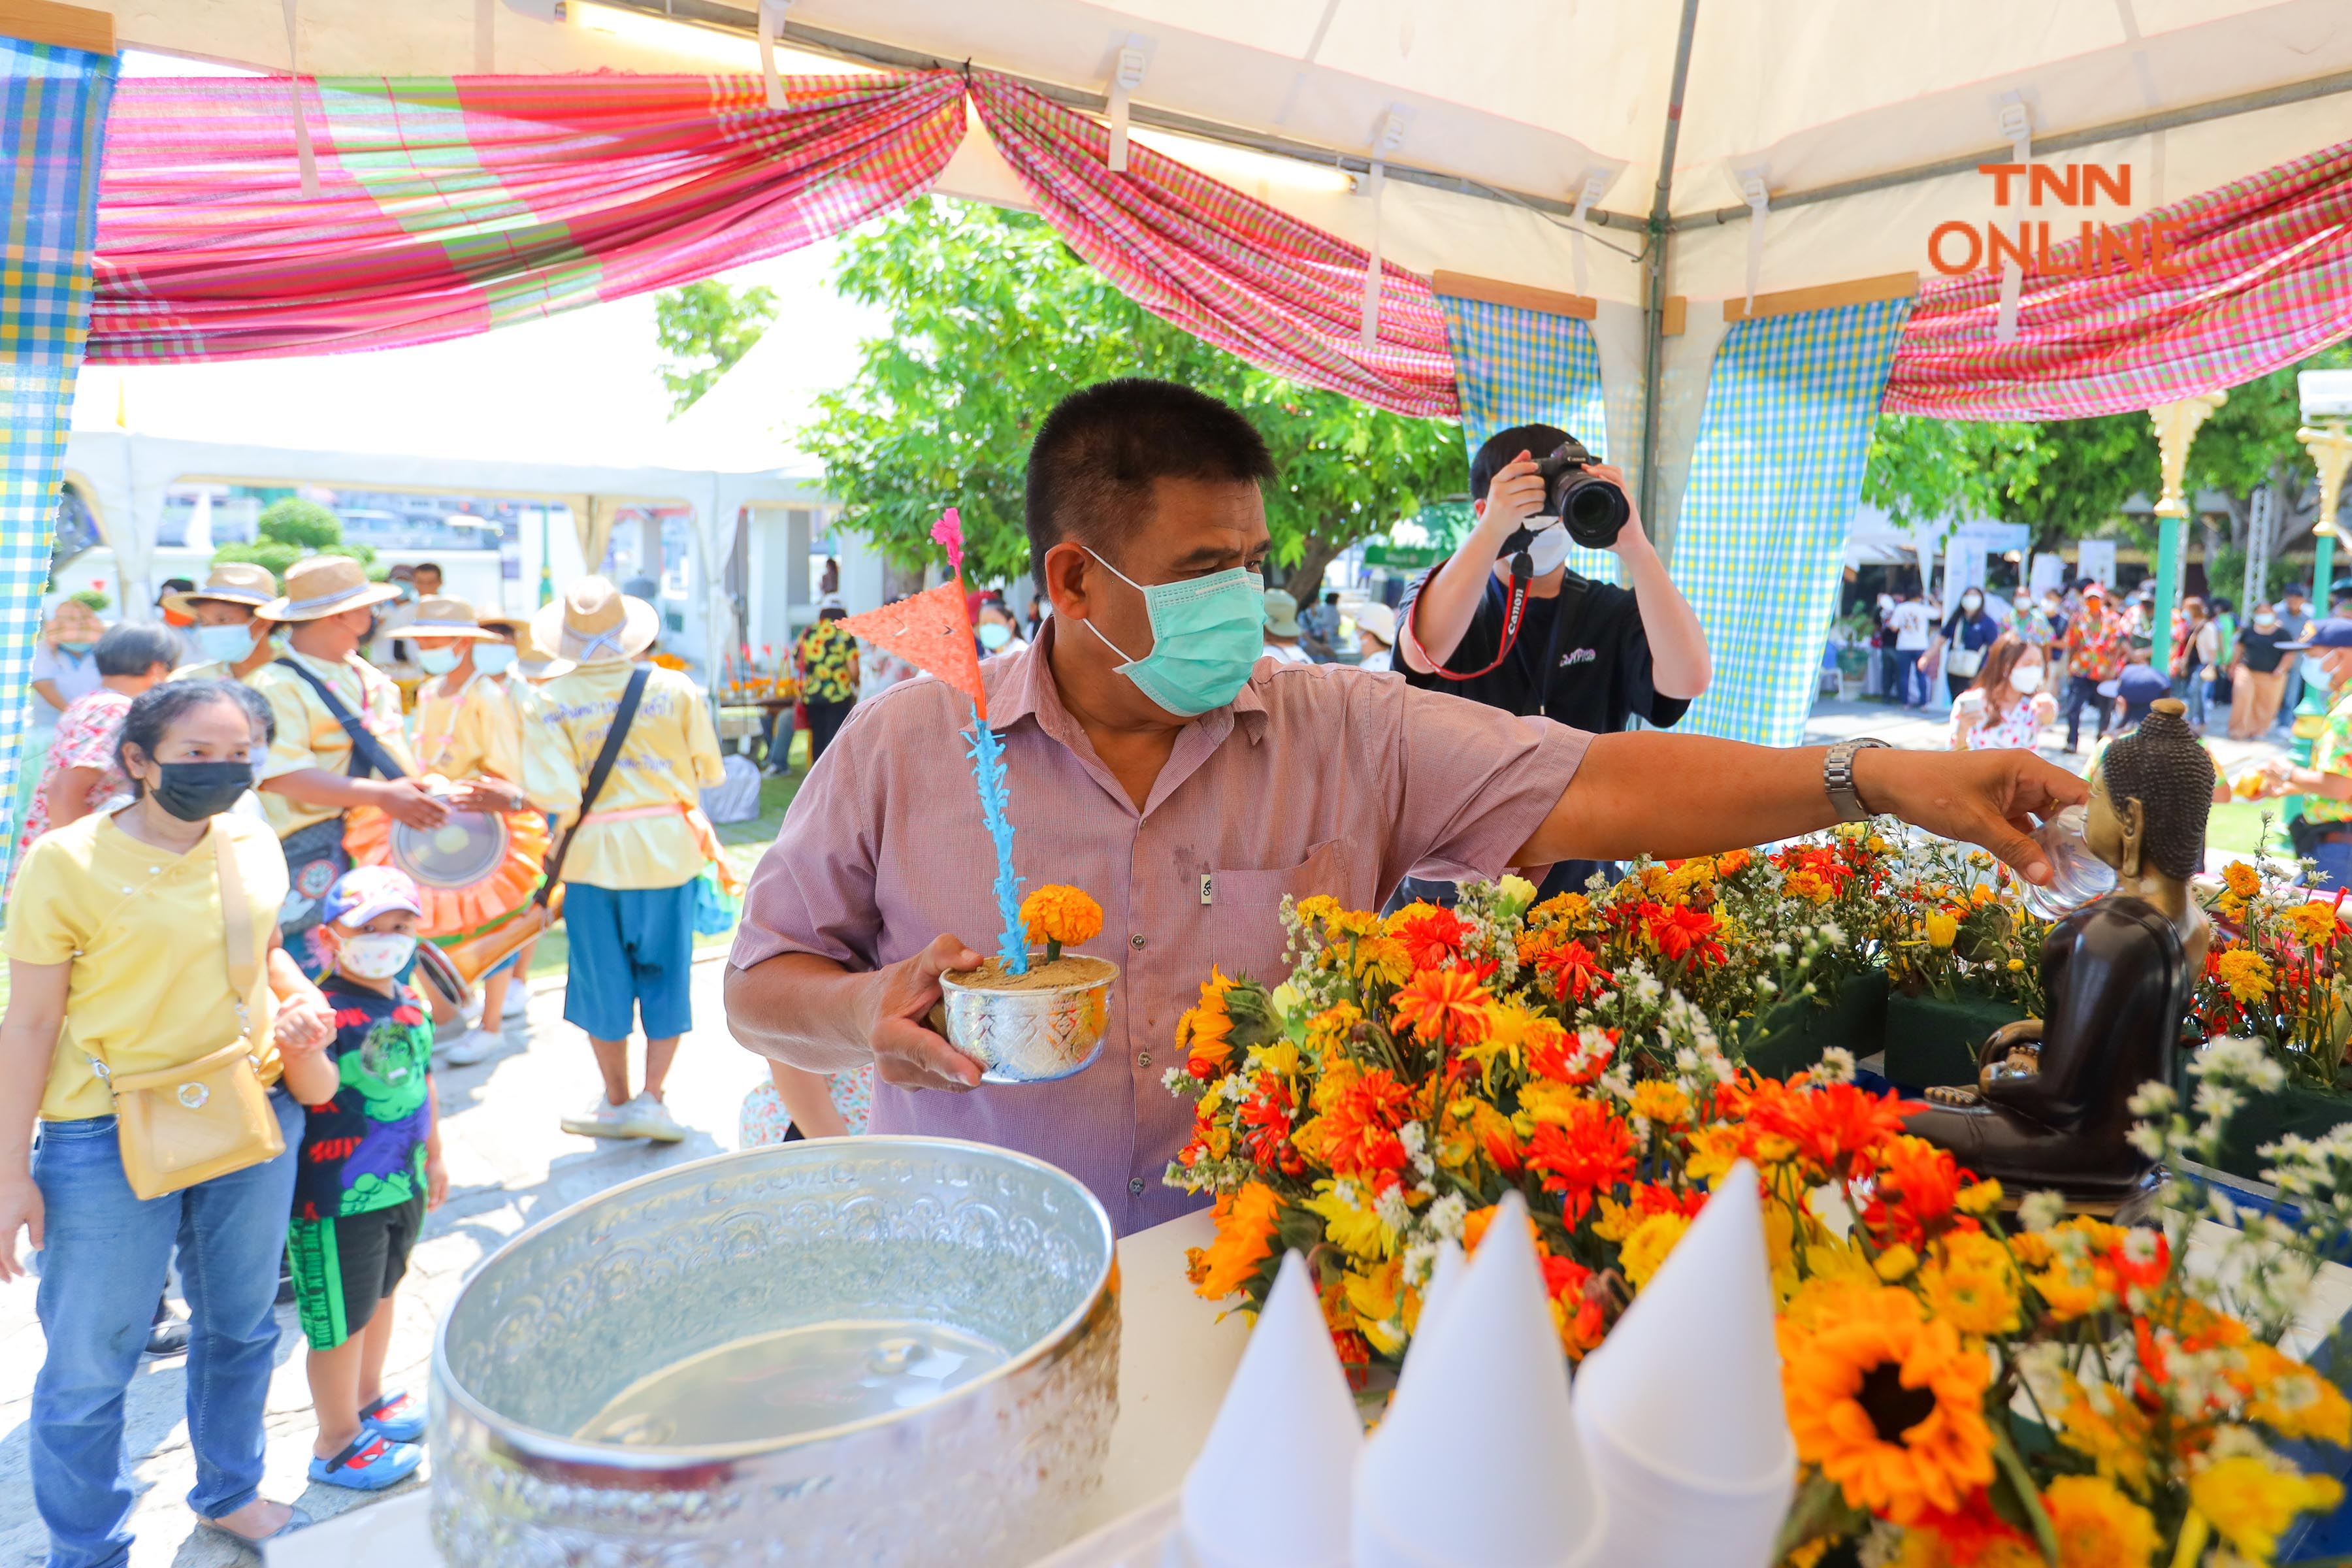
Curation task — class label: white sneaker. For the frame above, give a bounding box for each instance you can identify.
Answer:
[500,985,532,1021]
[616,1093,687,1143]
[437,1028,497,1068]
[559,1096,632,1139]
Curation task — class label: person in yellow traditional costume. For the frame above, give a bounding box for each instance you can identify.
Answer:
[250,557,448,964]
[340,597,547,1066]
[523,578,731,1142]
[164,563,282,685]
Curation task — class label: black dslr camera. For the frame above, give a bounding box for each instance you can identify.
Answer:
[1531,436,1629,549]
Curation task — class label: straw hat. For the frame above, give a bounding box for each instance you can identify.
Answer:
[163,561,280,617]
[408,595,500,640]
[257,555,403,622]
[530,576,660,677]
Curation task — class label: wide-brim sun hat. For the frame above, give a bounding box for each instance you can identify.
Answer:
[531,576,660,678]
[1355,603,1398,647]
[163,561,280,617]
[407,595,501,640]
[1263,589,1302,638]
[257,555,404,622]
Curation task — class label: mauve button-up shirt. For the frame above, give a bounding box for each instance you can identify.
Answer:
[730,620,1590,1233]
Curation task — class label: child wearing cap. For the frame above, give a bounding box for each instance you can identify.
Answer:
[286,865,446,1492]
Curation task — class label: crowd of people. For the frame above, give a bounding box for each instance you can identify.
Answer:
[1861,573,2326,753]
[0,555,756,1559]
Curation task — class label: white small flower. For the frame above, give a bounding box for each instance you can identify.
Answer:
[1772,941,1793,958]
[2017,1190,2065,1232]
[1816,1047,1857,1085]
[1428,1192,1468,1239]
[1375,1184,1412,1232]
[1818,921,1849,949]
[2129,1123,2169,1160]
[2127,1081,2178,1117]
[2121,1229,2159,1265]
[1399,1121,1428,1159]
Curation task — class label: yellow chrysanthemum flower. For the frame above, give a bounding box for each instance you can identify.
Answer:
[1303,1179,1397,1260]
[2244,1343,2352,1445]
[2223,859,2261,898]
[1628,1080,1693,1127]
[1918,1231,2021,1335]
[2217,947,2276,1005]
[1620,1212,1690,1288]
[2041,1475,2159,1568]
[1874,1243,1919,1282]
[2190,1452,2344,1561]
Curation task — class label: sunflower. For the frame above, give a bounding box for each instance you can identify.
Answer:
[1781,1284,1997,1522]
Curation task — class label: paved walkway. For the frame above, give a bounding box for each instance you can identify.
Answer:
[0,957,764,1568]
[0,694,2308,1565]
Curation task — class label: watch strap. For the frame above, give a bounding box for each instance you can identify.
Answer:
[1824,738,1889,822]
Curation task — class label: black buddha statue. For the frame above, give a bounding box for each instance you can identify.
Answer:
[1904,700,2213,1210]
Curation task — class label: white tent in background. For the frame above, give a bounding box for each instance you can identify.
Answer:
[79,0,2352,532]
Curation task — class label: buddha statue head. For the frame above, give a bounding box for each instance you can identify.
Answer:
[2085,699,2213,884]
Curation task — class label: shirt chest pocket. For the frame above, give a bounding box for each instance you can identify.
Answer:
[1203,838,1354,987]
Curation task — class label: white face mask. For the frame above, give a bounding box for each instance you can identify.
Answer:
[2008,663,2044,694]
[1961,593,1982,613]
[2255,615,2278,631]
[2306,655,2338,689]
[1520,523,1572,578]
[338,932,417,980]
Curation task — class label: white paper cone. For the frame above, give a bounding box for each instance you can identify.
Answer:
[1392,1239,1463,1400]
[1570,1162,1795,1568]
[1355,1193,1602,1568]
[1181,1250,1360,1568]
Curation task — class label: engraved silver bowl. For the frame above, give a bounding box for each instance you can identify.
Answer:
[939,953,1119,1084]
[430,1137,1120,1568]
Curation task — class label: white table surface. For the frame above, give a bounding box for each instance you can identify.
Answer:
[269,1209,1241,1567]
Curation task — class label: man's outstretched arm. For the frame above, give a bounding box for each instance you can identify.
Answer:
[1517,732,2087,885]
[725,935,987,1093]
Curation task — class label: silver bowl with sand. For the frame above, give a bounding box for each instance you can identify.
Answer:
[430,1137,1119,1567]
[939,949,1119,1083]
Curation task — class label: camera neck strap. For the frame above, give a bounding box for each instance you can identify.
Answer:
[1410,534,1539,683]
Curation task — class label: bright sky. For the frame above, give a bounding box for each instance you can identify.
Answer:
[71,53,888,474]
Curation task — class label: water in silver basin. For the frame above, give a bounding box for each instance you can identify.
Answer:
[431,1136,1120,1567]
[576,1318,1009,1445]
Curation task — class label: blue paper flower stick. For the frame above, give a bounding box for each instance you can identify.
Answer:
[966,705,1026,973]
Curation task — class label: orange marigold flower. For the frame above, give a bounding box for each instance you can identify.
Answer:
[1392,967,1494,1047]
[1192,1182,1282,1300]
[1020,884,1103,953]
[1780,1286,1996,1524]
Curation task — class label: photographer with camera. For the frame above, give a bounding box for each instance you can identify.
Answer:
[1397,424,1710,900]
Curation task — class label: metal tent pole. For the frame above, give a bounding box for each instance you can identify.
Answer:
[1635,0,1704,537]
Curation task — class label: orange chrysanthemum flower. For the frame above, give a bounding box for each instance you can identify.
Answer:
[1392,968,1494,1047]
[1781,1286,1996,1523]
[1190,1182,1282,1299]
[1386,902,1471,970]
[1524,1098,1635,1222]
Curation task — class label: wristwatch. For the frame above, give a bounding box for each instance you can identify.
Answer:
[1823,738,1889,822]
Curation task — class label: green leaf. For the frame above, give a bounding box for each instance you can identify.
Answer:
[1772,1472,1869,1563]
[1987,1426,2061,1565]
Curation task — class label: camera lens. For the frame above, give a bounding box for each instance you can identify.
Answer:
[1556,472,1629,549]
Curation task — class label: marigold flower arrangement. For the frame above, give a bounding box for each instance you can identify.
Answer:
[1166,843,2352,1567]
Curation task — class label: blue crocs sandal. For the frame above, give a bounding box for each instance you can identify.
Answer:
[308,1432,423,1491]
[359,1391,427,1443]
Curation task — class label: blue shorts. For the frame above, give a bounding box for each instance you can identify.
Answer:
[561,881,697,1041]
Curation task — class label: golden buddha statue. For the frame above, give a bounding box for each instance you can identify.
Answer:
[1905,700,2212,1209]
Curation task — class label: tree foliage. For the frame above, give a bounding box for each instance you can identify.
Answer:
[655,280,781,415]
[1863,413,2156,552]
[799,199,1463,591]
[212,496,370,581]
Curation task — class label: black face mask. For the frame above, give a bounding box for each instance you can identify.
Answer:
[148,760,254,821]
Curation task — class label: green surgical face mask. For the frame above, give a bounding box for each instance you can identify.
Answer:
[1079,549,1266,717]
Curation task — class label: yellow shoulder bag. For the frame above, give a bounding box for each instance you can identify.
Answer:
[83,825,285,1200]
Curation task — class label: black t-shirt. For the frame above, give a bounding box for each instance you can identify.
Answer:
[295,977,434,1224]
[2239,628,2286,674]
[1397,568,1691,734]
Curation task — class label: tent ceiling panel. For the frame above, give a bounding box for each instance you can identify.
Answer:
[90,0,2352,303]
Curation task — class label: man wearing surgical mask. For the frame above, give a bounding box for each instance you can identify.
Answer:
[165,562,284,685]
[2253,617,2352,888]
[1392,424,1710,901]
[725,379,2087,1233]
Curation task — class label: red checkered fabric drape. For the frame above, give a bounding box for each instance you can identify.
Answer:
[967,71,1459,419]
[1883,135,2352,419]
[90,71,965,362]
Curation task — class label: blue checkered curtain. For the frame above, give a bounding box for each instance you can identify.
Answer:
[1674,299,1914,747]
[1435,295,1620,586]
[0,38,116,885]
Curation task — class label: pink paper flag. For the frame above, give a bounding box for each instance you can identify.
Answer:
[840,583,986,718]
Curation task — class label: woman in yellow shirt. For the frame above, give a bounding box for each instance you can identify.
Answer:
[0,680,342,1560]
